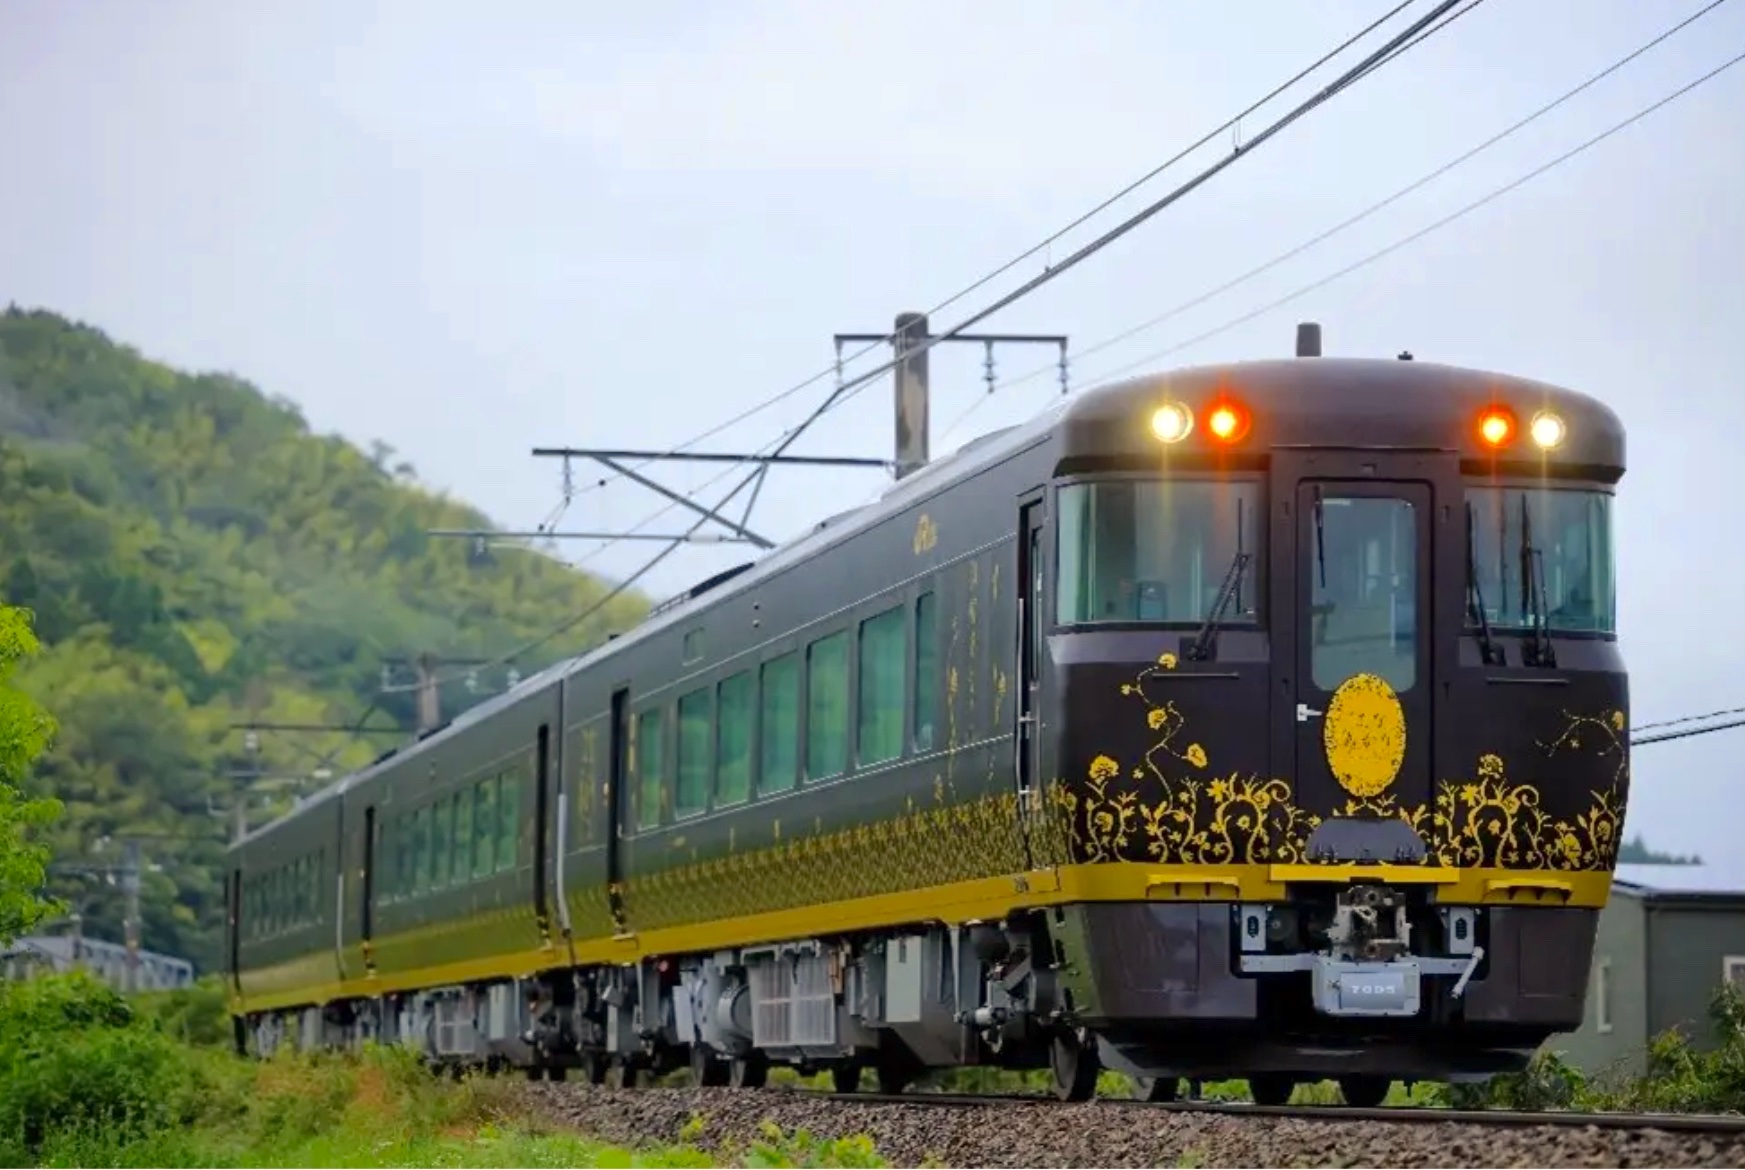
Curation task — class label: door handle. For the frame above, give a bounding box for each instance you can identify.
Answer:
[1296,703,1324,723]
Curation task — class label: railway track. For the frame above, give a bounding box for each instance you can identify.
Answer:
[771,1086,1745,1135]
[529,1082,1745,1167]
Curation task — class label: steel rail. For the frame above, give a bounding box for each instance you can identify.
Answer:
[754,1086,1745,1135]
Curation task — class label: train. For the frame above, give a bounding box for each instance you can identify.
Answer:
[225,325,1628,1106]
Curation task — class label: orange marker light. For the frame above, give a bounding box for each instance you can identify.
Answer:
[1206,400,1251,443]
[1477,407,1516,449]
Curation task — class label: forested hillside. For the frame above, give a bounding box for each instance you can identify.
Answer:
[0,306,648,971]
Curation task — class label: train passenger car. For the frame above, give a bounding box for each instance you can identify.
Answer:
[226,329,1627,1105]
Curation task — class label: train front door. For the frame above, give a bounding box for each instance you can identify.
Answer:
[1291,474,1436,851]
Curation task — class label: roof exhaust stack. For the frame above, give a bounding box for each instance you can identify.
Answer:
[1295,321,1322,358]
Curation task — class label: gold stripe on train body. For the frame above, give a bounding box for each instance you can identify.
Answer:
[232,856,1616,1015]
[233,657,1626,1016]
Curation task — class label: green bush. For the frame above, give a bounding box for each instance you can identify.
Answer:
[134,976,233,1047]
[0,972,212,1162]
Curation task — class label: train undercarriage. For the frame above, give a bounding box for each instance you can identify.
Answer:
[240,882,1596,1105]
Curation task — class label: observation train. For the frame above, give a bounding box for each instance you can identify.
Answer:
[225,326,1628,1105]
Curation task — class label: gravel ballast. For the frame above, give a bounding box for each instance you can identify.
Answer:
[520,1085,1745,1167]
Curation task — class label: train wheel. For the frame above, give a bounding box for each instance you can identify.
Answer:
[729,1052,769,1089]
[690,1044,730,1087]
[831,1063,863,1094]
[1132,1075,1180,1102]
[1338,1074,1390,1108]
[580,1050,607,1085]
[1247,1074,1295,1106]
[1048,1027,1100,1102]
[606,1060,642,1089]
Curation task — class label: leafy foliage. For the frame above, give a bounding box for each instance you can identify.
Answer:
[2,973,869,1167]
[0,602,61,944]
[0,306,648,970]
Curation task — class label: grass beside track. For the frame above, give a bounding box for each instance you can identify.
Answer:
[13,972,1745,1166]
[1,975,887,1168]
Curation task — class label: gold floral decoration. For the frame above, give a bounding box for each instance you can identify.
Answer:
[1064,662,1629,875]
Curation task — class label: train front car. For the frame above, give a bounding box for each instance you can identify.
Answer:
[1035,350,1625,1104]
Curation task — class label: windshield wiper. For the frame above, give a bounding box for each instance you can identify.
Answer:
[1312,485,1327,589]
[1517,495,1557,668]
[1186,550,1252,662]
[1465,501,1504,666]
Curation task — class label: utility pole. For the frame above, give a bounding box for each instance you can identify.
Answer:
[832,314,1070,481]
[235,729,259,845]
[378,654,500,736]
[415,652,440,735]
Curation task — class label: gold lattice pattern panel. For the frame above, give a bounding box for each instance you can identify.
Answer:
[622,780,1034,931]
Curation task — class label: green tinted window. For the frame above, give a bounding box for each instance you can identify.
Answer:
[806,631,849,780]
[636,709,665,828]
[676,689,712,816]
[914,591,938,751]
[398,814,413,899]
[473,779,497,878]
[716,671,753,806]
[452,791,472,883]
[497,770,520,873]
[1057,479,1262,624]
[413,805,432,894]
[759,654,799,794]
[857,607,906,765]
[431,796,452,888]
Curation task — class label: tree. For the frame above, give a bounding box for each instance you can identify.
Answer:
[0,602,62,944]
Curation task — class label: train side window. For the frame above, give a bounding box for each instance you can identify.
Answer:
[395,814,412,901]
[806,631,850,780]
[716,671,753,806]
[857,607,905,766]
[635,708,665,827]
[453,790,473,883]
[474,779,497,877]
[432,797,453,889]
[759,654,799,794]
[914,591,938,752]
[414,805,433,894]
[497,769,520,872]
[677,688,712,817]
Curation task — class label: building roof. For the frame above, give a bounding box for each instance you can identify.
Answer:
[1613,861,1745,903]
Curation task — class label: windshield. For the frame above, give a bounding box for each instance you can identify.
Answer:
[1467,486,1615,635]
[1056,478,1262,625]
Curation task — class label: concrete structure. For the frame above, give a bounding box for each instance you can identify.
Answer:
[1553,862,1745,1079]
[0,933,196,993]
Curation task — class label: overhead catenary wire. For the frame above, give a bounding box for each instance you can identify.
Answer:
[1633,715,1745,747]
[808,0,1474,431]
[940,0,1737,443]
[559,0,1479,572]
[1078,40,1745,383]
[392,0,1478,696]
[1634,703,1745,733]
[555,0,1465,517]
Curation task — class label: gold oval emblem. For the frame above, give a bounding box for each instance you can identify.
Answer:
[1322,672,1406,798]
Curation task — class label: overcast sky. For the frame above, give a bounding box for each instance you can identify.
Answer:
[3,0,1742,860]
